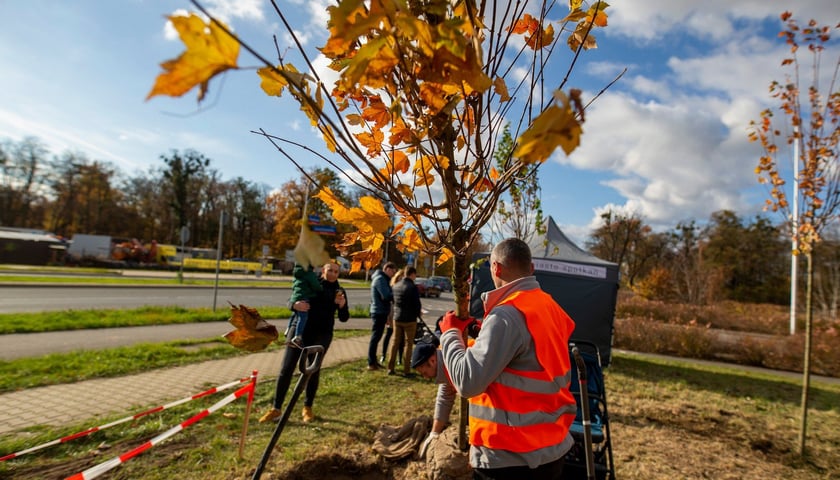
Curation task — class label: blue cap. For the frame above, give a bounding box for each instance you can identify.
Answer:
[411,342,437,368]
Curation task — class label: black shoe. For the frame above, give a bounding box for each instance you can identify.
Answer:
[403,372,416,379]
[387,370,396,375]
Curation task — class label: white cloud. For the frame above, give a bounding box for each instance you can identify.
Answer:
[607,0,840,42]
[560,91,759,229]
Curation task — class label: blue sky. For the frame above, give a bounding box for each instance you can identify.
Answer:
[2,0,838,245]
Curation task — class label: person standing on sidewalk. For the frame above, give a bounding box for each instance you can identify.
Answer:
[388,266,421,376]
[439,238,577,479]
[367,262,396,370]
[380,267,404,364]
[259,261,349,424]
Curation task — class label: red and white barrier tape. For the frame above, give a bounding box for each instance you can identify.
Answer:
[1,372,256,463]
[65,381,255,480]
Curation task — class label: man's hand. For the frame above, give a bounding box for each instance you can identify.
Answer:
[439,311,474,335]
[419,431,440,459]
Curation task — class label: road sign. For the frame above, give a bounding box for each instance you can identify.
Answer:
[308,214,321,224]
[311,225,337,235]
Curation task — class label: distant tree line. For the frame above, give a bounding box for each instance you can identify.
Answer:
[1,136,271,259]
[3,136,838,314]
[586,209,840,318]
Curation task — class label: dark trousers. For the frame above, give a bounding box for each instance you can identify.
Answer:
[368,313,388,366]
[271,334,333,409]
[473,457,564,480]
[381,325,393,358]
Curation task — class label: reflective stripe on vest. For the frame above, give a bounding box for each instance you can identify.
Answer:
[468,288,576,453]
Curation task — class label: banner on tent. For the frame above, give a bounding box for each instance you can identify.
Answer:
[534,258,607,280]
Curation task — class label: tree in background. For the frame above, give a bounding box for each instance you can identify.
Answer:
[488,123,545,244]
[748,12,840,455]
[586,209,658,287]
[266,168,352,263]
[703,210,789,304]
[0,137,49,229]
[161,149,210,236]
[812,224,840,320]
[666,220,724,305]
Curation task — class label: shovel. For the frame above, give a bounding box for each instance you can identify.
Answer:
[252,344,325,480]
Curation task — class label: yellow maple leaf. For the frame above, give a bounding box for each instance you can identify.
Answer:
[401,228,425,252]
[314,188,392,272]
[257,63,310,98]
[436,248,453,265]
[147,14,239,102]
[514,90,583,163]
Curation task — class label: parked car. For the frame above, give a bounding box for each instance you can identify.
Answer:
[429,275,452,292]
[415,277,442,298]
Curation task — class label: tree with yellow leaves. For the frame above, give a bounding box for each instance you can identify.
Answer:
[149,0,613,453]
[748,12,840,456]
[148,0,611,321]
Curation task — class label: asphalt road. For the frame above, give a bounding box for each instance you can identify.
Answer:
[0,285,456,315]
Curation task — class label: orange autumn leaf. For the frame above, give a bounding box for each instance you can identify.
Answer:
[361,96,390,129]
[509,13,554,50]
[388,117,413,145]
[355,129,385,157]
[389,150,410,175]
[223,304,278,352]
[147,14,239,102]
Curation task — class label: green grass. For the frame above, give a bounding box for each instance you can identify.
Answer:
[0,274,275,285]
[2,353,838,479]
[0,305,371,334]
[0,330,367,394]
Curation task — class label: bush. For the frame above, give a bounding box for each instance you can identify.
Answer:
[614,294,840,377]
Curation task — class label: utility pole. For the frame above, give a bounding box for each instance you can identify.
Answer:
[790,126,799,335]
[213,212,225,312]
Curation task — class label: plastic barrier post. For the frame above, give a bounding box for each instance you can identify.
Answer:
[239,370,258,459]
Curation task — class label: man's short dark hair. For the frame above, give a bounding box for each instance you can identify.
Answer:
[383,261,397,271]
[405,266,417,276]
[493,238,532,276]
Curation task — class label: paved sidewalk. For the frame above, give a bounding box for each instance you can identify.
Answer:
[0,336,369,436]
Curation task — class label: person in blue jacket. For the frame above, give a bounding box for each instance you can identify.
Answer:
[367,261,396,370]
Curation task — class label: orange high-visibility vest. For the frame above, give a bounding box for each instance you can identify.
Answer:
[468,288,576,453]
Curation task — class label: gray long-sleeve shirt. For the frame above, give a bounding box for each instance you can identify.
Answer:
[440,276,574,469]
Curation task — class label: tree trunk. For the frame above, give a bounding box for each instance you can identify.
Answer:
[797,252,814,455]
[452,251,471,451]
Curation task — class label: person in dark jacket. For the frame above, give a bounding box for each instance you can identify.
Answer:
[388,266,422,376]
[259,261,349,424]
[367,262,397,370]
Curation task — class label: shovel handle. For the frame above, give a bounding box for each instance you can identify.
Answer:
[299,345,325,375]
